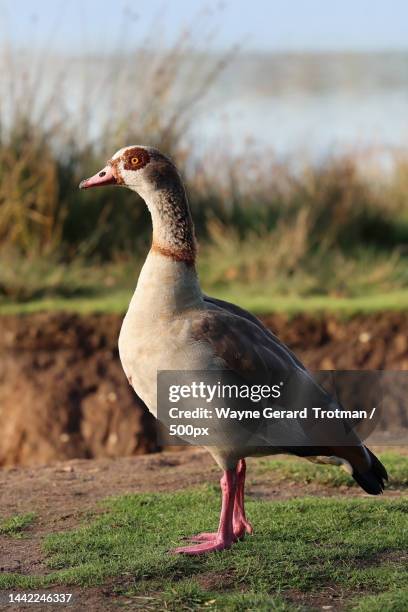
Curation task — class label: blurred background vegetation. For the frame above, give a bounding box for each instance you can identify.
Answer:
[1,2,408,311]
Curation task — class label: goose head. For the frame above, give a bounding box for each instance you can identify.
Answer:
[79,145,181,201]
[79,145,196,263]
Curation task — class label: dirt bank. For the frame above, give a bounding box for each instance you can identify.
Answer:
[1,311,407,466]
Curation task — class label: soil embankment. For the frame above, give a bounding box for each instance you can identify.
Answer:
[1,311,407,466]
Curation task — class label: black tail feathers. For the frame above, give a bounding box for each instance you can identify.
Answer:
[352,447,388,495]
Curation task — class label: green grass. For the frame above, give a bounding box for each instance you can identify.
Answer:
[215,287,408,316]
[0,513,36,537]
[0,488,407,610]
[255,452,408,490]
[0,289,132,315]
[352,588,408,612]
[2,287,408,316]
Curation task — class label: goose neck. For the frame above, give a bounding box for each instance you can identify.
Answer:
[144,184,197,267]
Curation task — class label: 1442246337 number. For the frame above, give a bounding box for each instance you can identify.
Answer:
[7,593,73,604]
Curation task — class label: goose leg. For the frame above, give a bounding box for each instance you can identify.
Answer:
[187,459,253,543]
[233,459,253,538]
[172,469,237,554]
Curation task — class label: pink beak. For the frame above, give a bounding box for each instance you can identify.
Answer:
[79,165,117,189]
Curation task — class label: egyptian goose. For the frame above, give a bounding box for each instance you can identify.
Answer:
[80,146,388,555]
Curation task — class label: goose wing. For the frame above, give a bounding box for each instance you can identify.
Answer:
[195,299,388,495]
[193,301,363,450]
[203,294,306,371]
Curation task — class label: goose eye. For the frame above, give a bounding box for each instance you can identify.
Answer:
[131,157,139,165]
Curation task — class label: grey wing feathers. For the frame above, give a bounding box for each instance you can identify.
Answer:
[203,295,306,372]
[199,296,387,493]
[196,297,363,448]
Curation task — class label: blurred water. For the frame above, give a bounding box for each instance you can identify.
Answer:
[191,53,408,160]
[193,89,408,160]
[1,51,408,160]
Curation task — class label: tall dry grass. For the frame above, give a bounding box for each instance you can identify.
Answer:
[195,152,408,296]
[0,20,230,259]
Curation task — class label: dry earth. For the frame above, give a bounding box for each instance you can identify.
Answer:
[1,312,408,467]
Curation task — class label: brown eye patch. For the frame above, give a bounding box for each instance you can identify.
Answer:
[123,147,150,171]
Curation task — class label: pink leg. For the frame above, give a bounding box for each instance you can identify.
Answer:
[172,469,237,554]
[233,459,253,538]
[190,459,253,543]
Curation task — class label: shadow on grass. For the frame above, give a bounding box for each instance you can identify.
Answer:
[254,452,408,490]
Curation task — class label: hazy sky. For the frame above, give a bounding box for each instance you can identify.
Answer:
[2,0,408,53]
